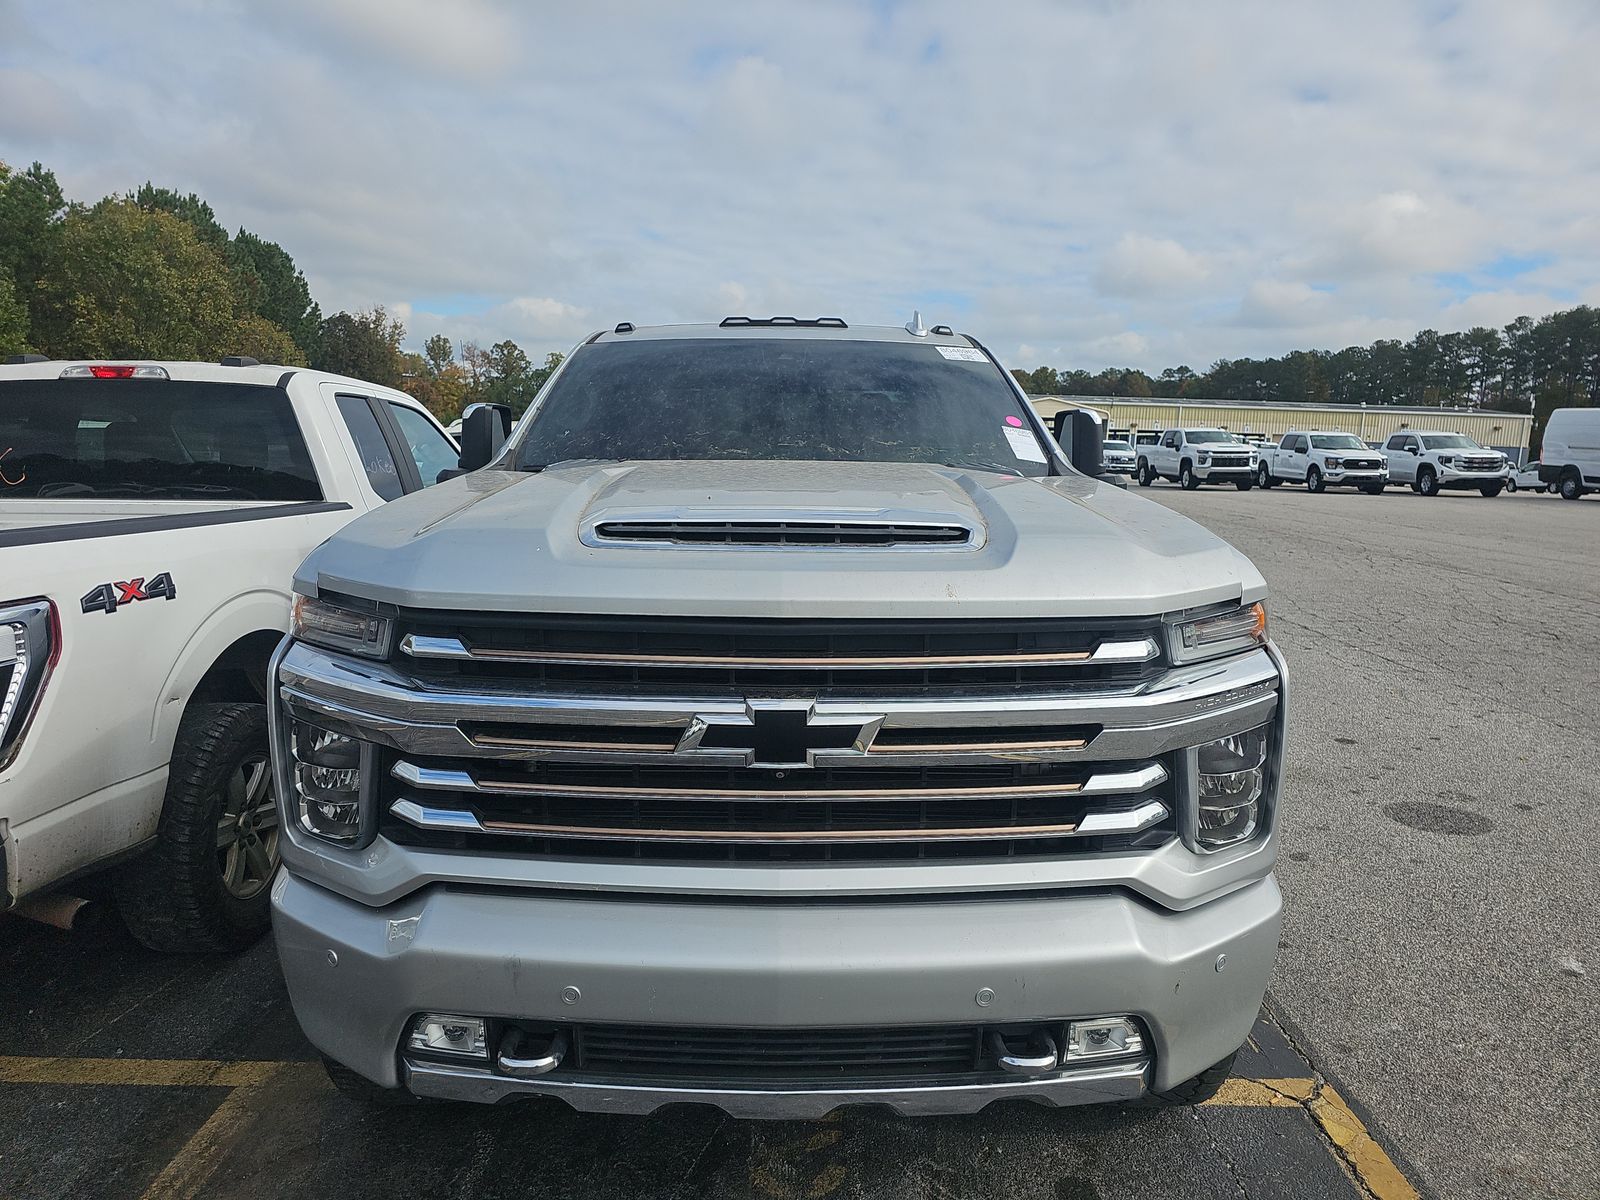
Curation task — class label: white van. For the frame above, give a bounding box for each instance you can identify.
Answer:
[1539,408,1600,500]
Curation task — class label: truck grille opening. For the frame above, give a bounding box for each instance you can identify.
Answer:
[394,612,1165,697]
[378,756,1176,864]
[502,1022,1074,1083]
[591,520,974,547]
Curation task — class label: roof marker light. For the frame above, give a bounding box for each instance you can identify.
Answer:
[60,365,170,380]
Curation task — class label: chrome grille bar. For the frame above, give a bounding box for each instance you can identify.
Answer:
[399,633,1159,670]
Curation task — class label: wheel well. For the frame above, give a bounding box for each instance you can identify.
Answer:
[185,631,282,709]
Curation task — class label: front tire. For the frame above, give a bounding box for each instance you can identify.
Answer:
[1479,483,1503,497]
[1505,477,1518,493]
[1179,462,1200,490]
[1363,483,1386,495]
[117,703,279,953]
[1138,1051,1237,1107]
[1235,478,1253,491]
[1306,466,1325,493]
[1418,468,1440,497]
[1560,470,1583,500]
[1256,463,1274,488]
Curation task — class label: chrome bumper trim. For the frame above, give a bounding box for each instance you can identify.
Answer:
[401,1057,1149,1116]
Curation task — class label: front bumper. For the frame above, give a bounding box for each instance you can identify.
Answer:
[272,870,1281,1112]
[1194,464,1255,482]
[1438,467,1507,488]
[1324,468,1387,486]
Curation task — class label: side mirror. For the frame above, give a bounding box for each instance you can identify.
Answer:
[1065,410,1104,478]
[446,403,512,478]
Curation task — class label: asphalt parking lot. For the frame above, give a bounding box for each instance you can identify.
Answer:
[1,482,1593,1200]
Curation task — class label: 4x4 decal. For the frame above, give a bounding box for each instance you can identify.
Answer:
[81,572,177,614]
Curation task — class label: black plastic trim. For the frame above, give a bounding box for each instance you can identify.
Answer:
[0,502,352,549]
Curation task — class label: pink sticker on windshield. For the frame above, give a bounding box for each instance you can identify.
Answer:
[1005,415,1024,427]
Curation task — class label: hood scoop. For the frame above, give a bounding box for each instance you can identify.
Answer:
[590,519,976,548]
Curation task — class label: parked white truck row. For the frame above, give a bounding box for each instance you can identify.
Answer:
[1126,414,1600,500]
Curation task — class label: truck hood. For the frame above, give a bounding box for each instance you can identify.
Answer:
[296,460,1266,619]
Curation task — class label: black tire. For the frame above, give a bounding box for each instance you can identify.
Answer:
[1138,1051,1237,1107]
[1306,466,1325,493]
[1362,483,1386,495]
[1179,462,1200,490]
[1505,477,1518,493]
[1235,478,1252,491]
[1479,483,1503,497]
[1257,463,1276,489]
[1560,470,1583,500]
[1136,459,1154,487]
[116,703,279,953]
[1418,468,1439,496]
[322,1056,422,1106]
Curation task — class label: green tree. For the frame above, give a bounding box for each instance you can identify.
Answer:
[0,160,68,341]
[424,333,454,375]
[133,183,229,249]
[0,274,28,356]
[313,306,405,385]
[229,229,321,356]
[30,200,301,362]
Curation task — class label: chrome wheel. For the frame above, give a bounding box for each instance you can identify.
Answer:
[216,755,279,900]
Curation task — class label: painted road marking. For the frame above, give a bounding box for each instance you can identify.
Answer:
[0,1055,1422,1200]
[1206,1077,1421,1200]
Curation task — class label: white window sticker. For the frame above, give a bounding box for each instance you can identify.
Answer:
[1003,425,1048,463]
[935,345,986,361]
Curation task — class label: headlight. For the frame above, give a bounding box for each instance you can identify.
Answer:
[1194,724,1270,849]
[289,720,373,844]
[1439,455,1455,466]
[1326,457,1343,468]
[1168,602,1267,665]
[0,599,57,772]
[291,594,393,659]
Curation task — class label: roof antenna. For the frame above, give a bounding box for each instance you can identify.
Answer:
[905,309,928,337]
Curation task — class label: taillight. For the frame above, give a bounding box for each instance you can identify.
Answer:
[58,365,170,380]
[0,598,58,771]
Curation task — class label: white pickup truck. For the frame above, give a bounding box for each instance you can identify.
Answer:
[0,356,457,950]
[1256,430,1389,494]
[1379,431,1507,497]
[1136,428,1256,490]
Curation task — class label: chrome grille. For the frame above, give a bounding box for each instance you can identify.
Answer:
[1458,456,1501,471]
[379,756,1175,862]
[592,520,974,547]
[394,611,1165,697]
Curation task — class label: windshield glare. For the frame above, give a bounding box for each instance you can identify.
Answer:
[1310,434,1367,450]
[1185,430,1240,444]
[1421,434,1482,450]
[511,338,1051,476]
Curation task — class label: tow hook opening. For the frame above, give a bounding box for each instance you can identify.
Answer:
[988,1029,1060,1076]
[497,1027,569,1078]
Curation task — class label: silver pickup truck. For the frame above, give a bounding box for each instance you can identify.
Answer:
[268,317,1288,1117]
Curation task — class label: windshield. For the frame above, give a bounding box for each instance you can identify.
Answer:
[1103,440,1131,451]
[1185,430,1240,444]
[510,338,1051,477]
[0,380,321,500]
[1310,434,1367,450]
[1421,434,1482,450]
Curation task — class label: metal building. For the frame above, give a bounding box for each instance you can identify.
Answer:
[1029,395,1535,464]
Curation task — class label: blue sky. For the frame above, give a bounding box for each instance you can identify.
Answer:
[3,0,1598,372]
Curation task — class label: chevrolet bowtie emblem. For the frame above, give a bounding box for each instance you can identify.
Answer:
[678,702,883,769]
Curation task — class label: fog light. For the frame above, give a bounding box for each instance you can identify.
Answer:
[1065,1017,1143,1061]
[1195,724,1269,849]
[291,721,366,843]
[408,1014,488,1058]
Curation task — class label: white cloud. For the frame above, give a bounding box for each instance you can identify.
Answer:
[3,0,1598,370]
[1095,235,1209,298]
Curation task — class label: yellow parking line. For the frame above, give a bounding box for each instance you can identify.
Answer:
[0,1056,284,1088]
[1205,1076,1419,1200]
[0,1056,1421,1200]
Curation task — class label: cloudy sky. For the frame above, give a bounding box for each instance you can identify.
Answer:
[3,0,1597,372]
